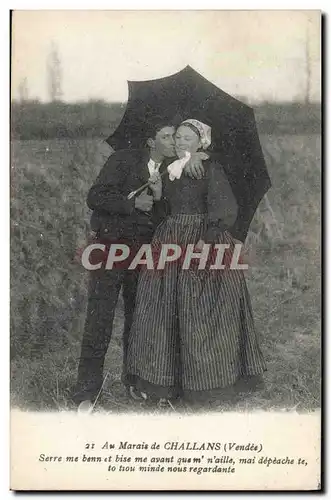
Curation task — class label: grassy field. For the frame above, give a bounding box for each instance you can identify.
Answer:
[10,134,321,413]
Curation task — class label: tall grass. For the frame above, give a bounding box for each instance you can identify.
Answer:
[10,134,321,411]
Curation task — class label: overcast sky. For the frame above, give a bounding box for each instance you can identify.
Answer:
[11,10,321,103]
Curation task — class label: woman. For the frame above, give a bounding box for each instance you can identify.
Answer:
[125,118,266,405]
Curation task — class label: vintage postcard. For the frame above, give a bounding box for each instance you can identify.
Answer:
[10,10,321,491]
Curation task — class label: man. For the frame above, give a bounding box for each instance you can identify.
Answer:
[72,121,204,409]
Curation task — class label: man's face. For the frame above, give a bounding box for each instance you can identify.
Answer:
[153,126,176,158]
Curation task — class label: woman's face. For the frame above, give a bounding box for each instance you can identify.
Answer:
[175,125,201,155]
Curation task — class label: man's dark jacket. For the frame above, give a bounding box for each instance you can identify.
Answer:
[87,148,168,242]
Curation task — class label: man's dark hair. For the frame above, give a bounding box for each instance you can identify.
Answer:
[145,118,174,140]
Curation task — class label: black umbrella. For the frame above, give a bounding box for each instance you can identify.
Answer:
[106,65,271,242]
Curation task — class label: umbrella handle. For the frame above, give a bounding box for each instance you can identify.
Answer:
[127,191,136,200]
[127,170,168,200]
[127,183,149,200]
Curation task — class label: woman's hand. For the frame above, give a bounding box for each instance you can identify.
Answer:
[148,171,162,201]
[183,152,209,180]
[230,236,251,266]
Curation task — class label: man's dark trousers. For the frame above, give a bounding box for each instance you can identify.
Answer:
[73,242,142,405]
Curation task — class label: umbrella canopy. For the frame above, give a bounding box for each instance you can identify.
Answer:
[106,65,271,242]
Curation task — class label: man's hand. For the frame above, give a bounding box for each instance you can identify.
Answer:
[148,171,162,201]
[183,152,209,180]
[134,190,154,213]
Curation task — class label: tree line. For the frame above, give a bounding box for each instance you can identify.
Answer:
[11,99,321,140]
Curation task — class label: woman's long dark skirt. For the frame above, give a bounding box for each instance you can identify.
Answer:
[125,214,266,401]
